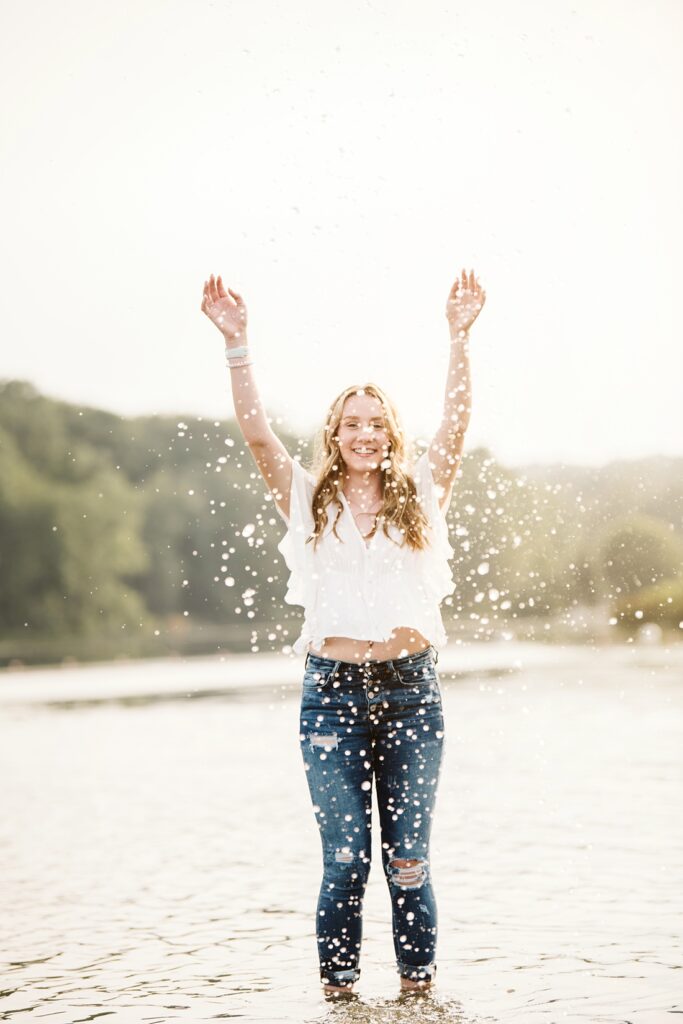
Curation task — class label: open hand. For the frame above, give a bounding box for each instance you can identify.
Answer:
[201,274,248,341]
[445,268,486,334]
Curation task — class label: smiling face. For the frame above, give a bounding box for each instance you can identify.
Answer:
[334,391,391,472]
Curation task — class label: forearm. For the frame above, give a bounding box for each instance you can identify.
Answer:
[441,325,472,436]
[225,335,273,445]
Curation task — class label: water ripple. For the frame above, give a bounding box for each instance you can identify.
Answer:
[1,648,682,1022]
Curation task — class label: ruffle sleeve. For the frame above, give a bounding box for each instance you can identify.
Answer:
[275,458,317,608]
[412,450,456,603]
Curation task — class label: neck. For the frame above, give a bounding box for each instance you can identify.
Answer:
[342,467,384,508]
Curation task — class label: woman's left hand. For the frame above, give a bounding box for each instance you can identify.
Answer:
[445,268,486,333]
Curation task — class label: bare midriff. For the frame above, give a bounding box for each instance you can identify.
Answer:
[308,626,432,664]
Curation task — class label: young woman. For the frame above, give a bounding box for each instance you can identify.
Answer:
[201,268,486,995]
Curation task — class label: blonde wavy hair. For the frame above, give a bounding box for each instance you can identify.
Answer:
[304,383,431,552]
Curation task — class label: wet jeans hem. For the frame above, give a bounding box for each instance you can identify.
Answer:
[320,966,360,987]
[397,960,437,982]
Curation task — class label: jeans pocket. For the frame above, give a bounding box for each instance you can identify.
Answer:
[394,656,438,688]
[395,659,442,703]
[302,660,340,690]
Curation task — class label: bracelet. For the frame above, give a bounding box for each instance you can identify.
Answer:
[227,356,253,368]
[225,344,249,359]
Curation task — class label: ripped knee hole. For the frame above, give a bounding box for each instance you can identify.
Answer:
[308,732,339,751]
[388,857,428,888]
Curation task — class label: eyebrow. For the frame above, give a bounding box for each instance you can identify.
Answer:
[341,415,385,422]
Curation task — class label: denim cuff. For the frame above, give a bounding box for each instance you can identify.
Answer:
[320,966,360,987]
[397,960,437,982]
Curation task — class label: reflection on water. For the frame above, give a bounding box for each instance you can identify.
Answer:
[0,646,681,1023]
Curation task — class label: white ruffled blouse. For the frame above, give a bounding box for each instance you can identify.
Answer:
[274,451,456,656]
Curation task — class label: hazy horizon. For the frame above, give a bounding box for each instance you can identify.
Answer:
[7,373,682,473]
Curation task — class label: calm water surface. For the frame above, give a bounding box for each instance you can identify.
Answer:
[1,645,681,1023]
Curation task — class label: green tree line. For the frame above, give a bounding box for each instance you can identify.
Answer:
[1,379,682,665]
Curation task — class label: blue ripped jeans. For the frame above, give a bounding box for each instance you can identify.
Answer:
[299,644,445,987]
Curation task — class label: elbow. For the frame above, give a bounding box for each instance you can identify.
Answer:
[245,435,267,448]
[446,423,468,454]
[443,414,469,439]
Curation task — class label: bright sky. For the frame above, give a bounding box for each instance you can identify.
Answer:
[1,0,681,467]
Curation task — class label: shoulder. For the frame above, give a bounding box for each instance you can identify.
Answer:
[411,450,451,517]
[292,458,317,487]
[410,450,431,493]
[297,462,318,508]
[275,459,317,527]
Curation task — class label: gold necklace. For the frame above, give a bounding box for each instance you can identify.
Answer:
[346,497,383,514]
[346,500,382,540]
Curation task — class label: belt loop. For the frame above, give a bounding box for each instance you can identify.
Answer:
[332,659,341,678]
[431,644,439,664]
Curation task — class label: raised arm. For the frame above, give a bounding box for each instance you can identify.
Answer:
[201,274,294,520]
[427,267,486,511]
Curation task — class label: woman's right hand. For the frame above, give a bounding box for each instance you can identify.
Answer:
[201,274,248,343]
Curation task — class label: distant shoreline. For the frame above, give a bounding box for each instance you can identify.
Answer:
[1,640,681,708]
